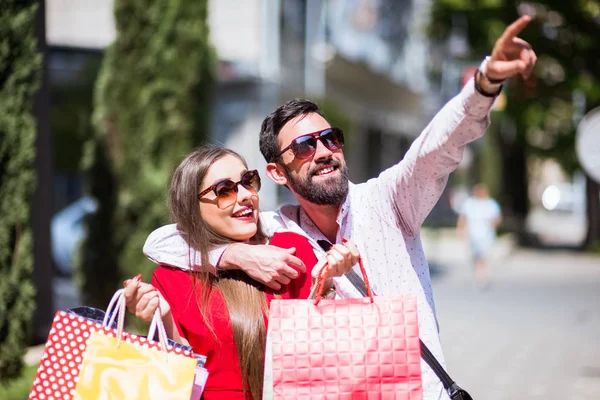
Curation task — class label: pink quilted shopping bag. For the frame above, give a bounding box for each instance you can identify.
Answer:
[268,259,423,400]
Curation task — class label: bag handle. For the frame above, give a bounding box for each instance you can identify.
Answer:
[312,255,374,305]
[102,289,169,352]
[148,307,169,348]
[103,289,127,345]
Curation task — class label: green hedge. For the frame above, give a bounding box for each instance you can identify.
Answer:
[0,0,41,382]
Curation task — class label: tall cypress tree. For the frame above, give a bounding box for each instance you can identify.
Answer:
[77,0,214,307]
[0,0,41,381]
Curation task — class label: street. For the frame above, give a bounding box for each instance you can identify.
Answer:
[425,233,600,400]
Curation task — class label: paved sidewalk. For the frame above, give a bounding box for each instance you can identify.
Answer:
[426,231,600,400]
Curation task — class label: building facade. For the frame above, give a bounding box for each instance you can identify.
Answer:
[47,0,436,206]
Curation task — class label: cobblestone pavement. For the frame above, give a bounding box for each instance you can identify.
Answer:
[424,233,600,400]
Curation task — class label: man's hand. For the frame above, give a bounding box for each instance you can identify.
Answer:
[219,243,306,290]
[486,15,537,81]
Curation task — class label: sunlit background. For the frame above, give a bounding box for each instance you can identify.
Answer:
[1,0,599,398]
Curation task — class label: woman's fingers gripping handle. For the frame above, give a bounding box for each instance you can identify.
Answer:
[319,239,361,279]
[123,275,169,322]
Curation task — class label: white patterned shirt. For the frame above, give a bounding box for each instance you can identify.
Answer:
[144,79,494,399]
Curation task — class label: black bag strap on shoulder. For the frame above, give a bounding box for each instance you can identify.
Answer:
[316,240,473,400]
[419,339,472,399]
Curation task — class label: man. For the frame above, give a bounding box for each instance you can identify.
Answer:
[144,16,536,399]
[457,183,502,289]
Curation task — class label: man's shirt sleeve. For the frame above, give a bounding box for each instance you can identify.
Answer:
[143,211,287,273]
[366,78,496,235]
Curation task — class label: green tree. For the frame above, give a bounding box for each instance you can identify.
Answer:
[77,0,215,307]
[429,0,600,246]
[0,0,41,381]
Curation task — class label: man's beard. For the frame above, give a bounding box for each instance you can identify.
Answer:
[283,158,349,206]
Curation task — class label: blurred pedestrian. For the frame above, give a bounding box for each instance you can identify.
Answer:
[457,183,501,288]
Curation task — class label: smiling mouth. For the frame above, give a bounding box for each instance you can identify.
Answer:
[313,166,338,176]
[232,208,254,218]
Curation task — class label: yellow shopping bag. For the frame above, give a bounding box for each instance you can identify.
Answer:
[74,330,197,400]
[69,288,198,400]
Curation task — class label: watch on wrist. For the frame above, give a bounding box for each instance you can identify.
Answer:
[479,56,504,83]
[475,56,504,97]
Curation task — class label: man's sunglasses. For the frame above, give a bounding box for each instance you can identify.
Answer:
[198,169,261,209]
[276,127,344,160]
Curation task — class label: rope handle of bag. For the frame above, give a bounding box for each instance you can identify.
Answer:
[311,255,374,305]
[103,289,169,352]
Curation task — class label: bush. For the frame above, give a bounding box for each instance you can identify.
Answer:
[0,0,41,382]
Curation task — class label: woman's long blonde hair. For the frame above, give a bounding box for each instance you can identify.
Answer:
[169,145,268,399]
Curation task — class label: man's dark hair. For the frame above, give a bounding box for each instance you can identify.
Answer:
[259,98,325,163]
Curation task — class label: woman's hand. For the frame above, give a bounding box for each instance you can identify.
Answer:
[310,239,360,298]
[312,239,360,281]
[123,275,170,321]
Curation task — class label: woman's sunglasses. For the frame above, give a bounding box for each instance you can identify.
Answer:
[276,127,344,160]
[198,169,261,209]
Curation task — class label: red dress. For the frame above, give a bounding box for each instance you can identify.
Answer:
[152,232,318,399]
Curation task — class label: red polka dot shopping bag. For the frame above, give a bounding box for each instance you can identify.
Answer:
[263,259,423,400]
[29,289,203,400]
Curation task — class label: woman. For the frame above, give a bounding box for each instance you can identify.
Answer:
[124,145,358,399]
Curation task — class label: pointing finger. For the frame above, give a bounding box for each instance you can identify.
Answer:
[499,15,531,44]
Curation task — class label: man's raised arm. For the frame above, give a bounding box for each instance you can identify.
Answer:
[370,16,536,235]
